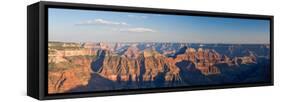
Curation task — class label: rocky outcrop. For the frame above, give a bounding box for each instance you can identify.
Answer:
[95,46,258,81]
[123,44,140,59]
[48,57,93,94]
[95,47,141,81]
[142,49,181,81]
[173,47,257,75]
[48,48,96,63]
[173,48,220,75]
[95,48,182,82]
[48,42,261,94]
[164,58,181,81]
[142,49,166,81]
[98,55,141,81]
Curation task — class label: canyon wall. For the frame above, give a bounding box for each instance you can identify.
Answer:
[48,42,258,94]
[48,57,93,94]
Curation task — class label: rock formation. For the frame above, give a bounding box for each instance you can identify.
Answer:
[95,48,182,82]
[123,44,140,59]
[48,42,260,94]
[48,57,93,94]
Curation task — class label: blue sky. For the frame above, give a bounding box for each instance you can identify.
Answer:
[48,8,270,44]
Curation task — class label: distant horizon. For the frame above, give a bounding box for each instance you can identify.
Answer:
[49,40,270,45]
[49,8,270,44]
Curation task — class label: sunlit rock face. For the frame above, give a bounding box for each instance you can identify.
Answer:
[99,55,141,81]
[123,44,140,59]
[142,49,181,81]
[48,42,265,94]
[95,48,181,82]
[95,45,258,82]
[48,57,93,94]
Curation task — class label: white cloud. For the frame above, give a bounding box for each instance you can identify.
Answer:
[128,15,147,19]
[119,27,157,33]
[76,19,129,26]
[76,18,157,33]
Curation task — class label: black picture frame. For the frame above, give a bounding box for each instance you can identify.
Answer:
[27,1,274,100]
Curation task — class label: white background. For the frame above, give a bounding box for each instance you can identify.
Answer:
[0,0,279,101]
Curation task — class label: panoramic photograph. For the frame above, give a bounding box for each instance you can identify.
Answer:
[48,8,270,94]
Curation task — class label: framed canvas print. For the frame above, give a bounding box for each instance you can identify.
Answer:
[27,1,274,100]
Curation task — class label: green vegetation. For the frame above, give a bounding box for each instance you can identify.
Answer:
[48,62,57,71]
[64,55,97,61]
[49,62,74,71]
[48,61,80,72]
[49,41,79,45]
[48,41,83,50]
[48,55,96,72]
[49,46,82,50]
[48,49,56,54]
